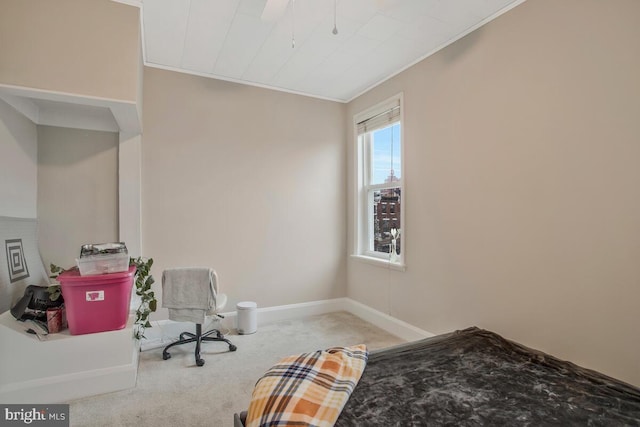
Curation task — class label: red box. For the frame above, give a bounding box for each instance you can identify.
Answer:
[58,266,136,335]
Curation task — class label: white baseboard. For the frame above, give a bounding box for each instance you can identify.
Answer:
[141,298,433,351]
[341,298,434,342]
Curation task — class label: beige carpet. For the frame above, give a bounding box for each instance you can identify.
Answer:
[68,311,405,427]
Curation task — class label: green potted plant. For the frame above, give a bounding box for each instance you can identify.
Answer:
[129,257,157,339]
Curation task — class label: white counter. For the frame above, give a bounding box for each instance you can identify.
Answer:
[0,310,139,403]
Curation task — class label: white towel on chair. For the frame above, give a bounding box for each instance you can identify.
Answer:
[162,268,218,324]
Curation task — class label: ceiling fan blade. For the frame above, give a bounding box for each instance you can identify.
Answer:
[261,0,289,21]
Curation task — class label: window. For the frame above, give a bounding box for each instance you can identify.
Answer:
[354,95,404,267]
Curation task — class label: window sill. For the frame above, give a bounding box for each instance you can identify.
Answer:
[350,254,406,271]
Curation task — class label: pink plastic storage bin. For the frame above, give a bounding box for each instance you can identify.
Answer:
[58,266,136,335]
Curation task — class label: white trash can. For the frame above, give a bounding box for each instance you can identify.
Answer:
[236,301,257,335]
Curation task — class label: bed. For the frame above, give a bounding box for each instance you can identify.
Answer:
[236,327,640,426]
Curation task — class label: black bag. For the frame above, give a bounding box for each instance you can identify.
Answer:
[10,285,64,321]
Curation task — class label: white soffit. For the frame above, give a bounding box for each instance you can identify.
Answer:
[135,0,527,103]
[0,85,140,134]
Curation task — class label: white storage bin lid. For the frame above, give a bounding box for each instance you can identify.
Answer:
[236,301,257,310]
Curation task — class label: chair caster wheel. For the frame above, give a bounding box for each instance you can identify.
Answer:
[196,359,205,367]
[163,353,171,360]
[229,345,237,352]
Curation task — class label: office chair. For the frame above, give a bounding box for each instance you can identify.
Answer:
[161,267,236,366]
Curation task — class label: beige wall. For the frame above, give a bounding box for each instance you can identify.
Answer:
[347,0,640,386]
[0,0,139,102]
[5,0,636,387]
[0,100,38,218]
[37,126,119,270]
[142,68,347,316]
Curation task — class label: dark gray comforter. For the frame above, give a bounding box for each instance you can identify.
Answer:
[335,327,640,426]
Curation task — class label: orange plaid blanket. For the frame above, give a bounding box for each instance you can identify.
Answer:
[245,344,368,427]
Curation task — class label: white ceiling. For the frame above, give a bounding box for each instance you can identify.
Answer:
[137,0,525,102]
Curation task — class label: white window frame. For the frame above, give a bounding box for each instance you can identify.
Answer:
[353,93,405,270]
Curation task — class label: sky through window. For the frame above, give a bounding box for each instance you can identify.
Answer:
[371,123,401,185]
